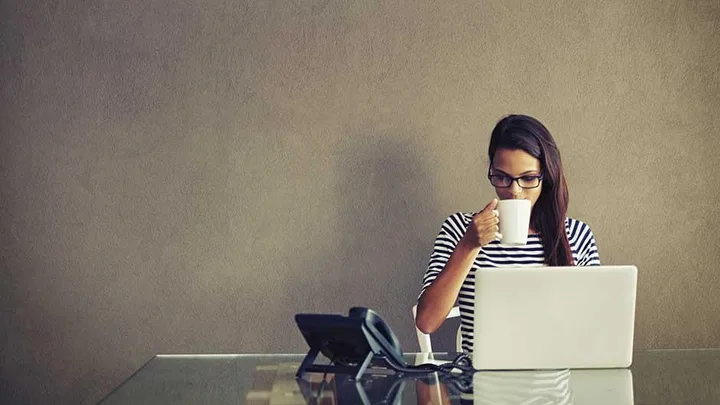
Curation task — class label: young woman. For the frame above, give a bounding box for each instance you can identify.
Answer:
[415,114,600,353]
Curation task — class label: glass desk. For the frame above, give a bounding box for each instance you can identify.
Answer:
[97,350,720,405]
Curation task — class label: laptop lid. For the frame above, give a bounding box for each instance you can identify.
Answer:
[472,265,637,370]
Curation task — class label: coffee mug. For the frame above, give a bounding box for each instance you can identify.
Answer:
[496,199,532,245]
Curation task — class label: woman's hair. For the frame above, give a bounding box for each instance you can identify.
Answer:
[488,114,574,266]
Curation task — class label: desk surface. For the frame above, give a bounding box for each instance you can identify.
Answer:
[98,350,720,405]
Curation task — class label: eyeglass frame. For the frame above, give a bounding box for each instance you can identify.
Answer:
[487,168,544,189]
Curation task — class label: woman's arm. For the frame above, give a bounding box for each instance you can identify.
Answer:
[415,239,480,333]
[416,199,499,334]
[574,220,600,266]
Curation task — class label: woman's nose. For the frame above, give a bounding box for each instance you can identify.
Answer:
[509,181,523,198]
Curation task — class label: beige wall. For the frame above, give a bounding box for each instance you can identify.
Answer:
[1,0,719,404]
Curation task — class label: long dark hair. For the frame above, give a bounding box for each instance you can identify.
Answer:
[488,114,574,266]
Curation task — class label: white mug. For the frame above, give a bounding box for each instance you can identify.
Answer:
[496,199,532,245]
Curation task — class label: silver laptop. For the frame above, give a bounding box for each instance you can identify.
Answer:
[472,265,637,370]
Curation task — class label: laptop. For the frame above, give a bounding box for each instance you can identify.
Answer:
[472,265,637,370]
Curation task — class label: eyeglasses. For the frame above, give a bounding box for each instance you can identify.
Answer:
[488,172,544,189]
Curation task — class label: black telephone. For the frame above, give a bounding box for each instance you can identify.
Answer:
[295,307,407,379]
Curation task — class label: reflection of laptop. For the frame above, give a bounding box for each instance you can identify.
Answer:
[471,369,633,405]
[472,265,637,370]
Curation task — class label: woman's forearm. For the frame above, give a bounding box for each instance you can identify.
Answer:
[415,239,480,334]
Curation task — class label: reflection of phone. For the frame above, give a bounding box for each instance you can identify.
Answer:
[296,372,408,405]
[295,307,407,379]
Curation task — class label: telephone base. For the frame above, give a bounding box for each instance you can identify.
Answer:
[296,348,397,380]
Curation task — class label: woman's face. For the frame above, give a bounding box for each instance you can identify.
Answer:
[490,148,543,209]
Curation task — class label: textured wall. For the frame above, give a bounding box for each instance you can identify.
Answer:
[1,0,719,404]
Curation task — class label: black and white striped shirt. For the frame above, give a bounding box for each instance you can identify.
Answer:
[419,212,601,353]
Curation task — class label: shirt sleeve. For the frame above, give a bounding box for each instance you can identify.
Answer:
[575,221,601,266]
[418,213,468,300]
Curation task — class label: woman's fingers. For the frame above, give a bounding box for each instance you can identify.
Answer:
[468,199,503,247]
[476,213,499,230]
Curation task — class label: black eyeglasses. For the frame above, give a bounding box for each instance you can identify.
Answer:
[488,172,544,189]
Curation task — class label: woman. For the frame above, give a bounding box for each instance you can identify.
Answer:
[415,114,600,353]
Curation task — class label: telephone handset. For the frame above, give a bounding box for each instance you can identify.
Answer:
[348,307,405,367]
[295,307,407,379]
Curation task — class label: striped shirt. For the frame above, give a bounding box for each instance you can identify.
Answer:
[419,213,601,353]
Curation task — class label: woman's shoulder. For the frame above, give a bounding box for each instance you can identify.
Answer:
[565,217,596,237]
[442,211,475,224]
[436,212,475,237]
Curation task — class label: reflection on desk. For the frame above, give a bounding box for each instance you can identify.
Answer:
[246,363,407,405]
[96,350,720,405]
[244,363,632,405]
[470,369,632,405]
[472,370,573,405]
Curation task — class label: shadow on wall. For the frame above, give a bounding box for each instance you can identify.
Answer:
[281,132,443,351]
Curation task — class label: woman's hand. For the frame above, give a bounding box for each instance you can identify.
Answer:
[461,198,500,248]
